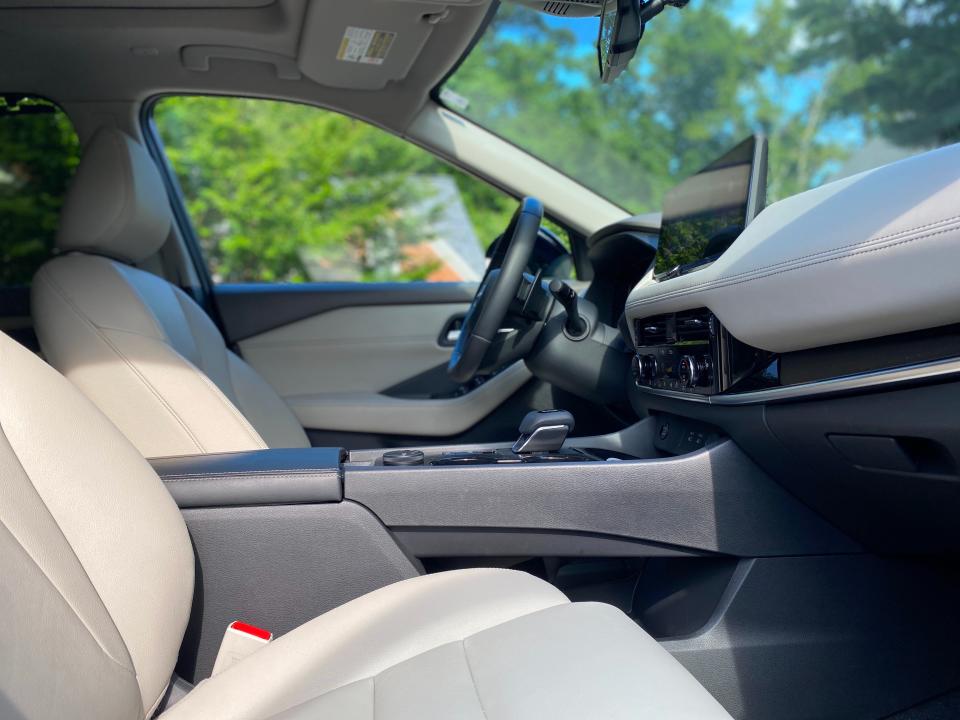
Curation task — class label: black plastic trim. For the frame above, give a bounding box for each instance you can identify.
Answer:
[151,447,344,508]
[139,98,223,328]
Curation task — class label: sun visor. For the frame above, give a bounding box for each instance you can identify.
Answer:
[0,0,273,5]
[297,0,482,90]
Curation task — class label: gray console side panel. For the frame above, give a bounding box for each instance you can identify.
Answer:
[178,501,418,681]
[346,439,858,556]
[393,529,702,558]
[151,447,343,508]
[664,555,960,720]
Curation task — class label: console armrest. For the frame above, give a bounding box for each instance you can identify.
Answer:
[150,447,344,508]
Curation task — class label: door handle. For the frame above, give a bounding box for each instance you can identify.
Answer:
[438,315,466,347]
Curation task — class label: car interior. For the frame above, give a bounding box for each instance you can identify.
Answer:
[2,0,960,719]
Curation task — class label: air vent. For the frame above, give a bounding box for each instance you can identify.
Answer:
[636,318,668,345]
[538,0,602,17]
[675,310,713,342]
[542,2,571,14]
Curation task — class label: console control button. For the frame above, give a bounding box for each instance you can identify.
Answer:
[382,449,425,466]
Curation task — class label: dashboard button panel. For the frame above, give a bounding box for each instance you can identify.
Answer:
[633,309,720,396]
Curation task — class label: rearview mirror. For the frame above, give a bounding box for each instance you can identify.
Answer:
[598,0,690,83]
[597,0,642,84]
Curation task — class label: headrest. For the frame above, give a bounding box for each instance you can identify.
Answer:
[55,127,171,263]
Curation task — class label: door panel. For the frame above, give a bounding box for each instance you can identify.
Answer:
[284,362,533,436]
[238,302,471,396]
[215,282,542,444]
[216,282,478,342]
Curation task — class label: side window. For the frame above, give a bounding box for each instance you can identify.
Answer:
[0,96,80,287]
[153,96,533,284]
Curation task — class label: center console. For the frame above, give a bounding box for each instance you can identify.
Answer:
[149,416,863,718]
[378,409,625,465]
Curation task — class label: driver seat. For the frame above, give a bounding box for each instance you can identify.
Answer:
[32,127,310,457]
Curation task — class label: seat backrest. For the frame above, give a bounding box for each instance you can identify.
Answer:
[0,329,194,719]
[32,127,310,457]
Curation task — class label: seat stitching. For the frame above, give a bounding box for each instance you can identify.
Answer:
[257,595,572,719]
[159,468,336,479]
[461,639,490,720]
[110,262,172,341]
[0,519,137,678]
[43,262,265,452]
[192,369,268,449]
[171,286,206,374]
[0,445,140,684]
[68,320,267,450]
[36,268,206,453]
[627,222,960,309]
[167,288,267,448]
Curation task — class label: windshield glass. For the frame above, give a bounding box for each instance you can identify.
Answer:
[441,1,960,214]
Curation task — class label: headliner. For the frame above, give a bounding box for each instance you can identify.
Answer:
[0,0,494,135]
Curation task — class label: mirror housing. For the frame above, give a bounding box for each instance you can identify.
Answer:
[597,0,642,84]
[597,0,690,84]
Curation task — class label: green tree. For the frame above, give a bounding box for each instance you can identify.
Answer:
[156,98,441,282]
[0,97,79,286]
[792,0,960,146]
[446,0,959,212]
[155,97,524,283]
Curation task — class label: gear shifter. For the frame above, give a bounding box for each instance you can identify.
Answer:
[512,409,575,454]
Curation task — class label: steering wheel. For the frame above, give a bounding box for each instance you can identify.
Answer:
[448,197,544,383]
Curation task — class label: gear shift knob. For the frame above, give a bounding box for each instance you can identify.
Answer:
[512,409,575,454]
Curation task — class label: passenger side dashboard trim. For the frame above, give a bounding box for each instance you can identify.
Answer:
[635,355,960,406]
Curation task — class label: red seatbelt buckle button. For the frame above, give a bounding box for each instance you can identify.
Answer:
[211,620,273,676]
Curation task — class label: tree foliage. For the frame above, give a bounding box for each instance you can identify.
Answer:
[793,0,960,147]
[154,97,516,282]
[0,97,79,286]
[447,0,960,211]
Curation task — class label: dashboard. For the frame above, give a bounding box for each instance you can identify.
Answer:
[625,141,960,404]
[597,140,960,554]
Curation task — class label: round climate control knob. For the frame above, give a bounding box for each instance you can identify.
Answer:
[677,355,702,387]
[632,354,659,385]
[678,355,708,388]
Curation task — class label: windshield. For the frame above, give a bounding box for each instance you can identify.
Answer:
[441,1,960,214]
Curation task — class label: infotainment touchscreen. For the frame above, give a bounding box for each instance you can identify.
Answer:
[653,135,768,278]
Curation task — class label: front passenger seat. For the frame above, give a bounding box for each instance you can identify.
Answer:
[0,328,733,719]
[32,127,310,457]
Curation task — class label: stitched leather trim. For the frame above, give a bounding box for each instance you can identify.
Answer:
[627,217,960,309]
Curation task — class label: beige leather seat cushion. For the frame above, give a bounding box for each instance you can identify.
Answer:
[162,568,732,720]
